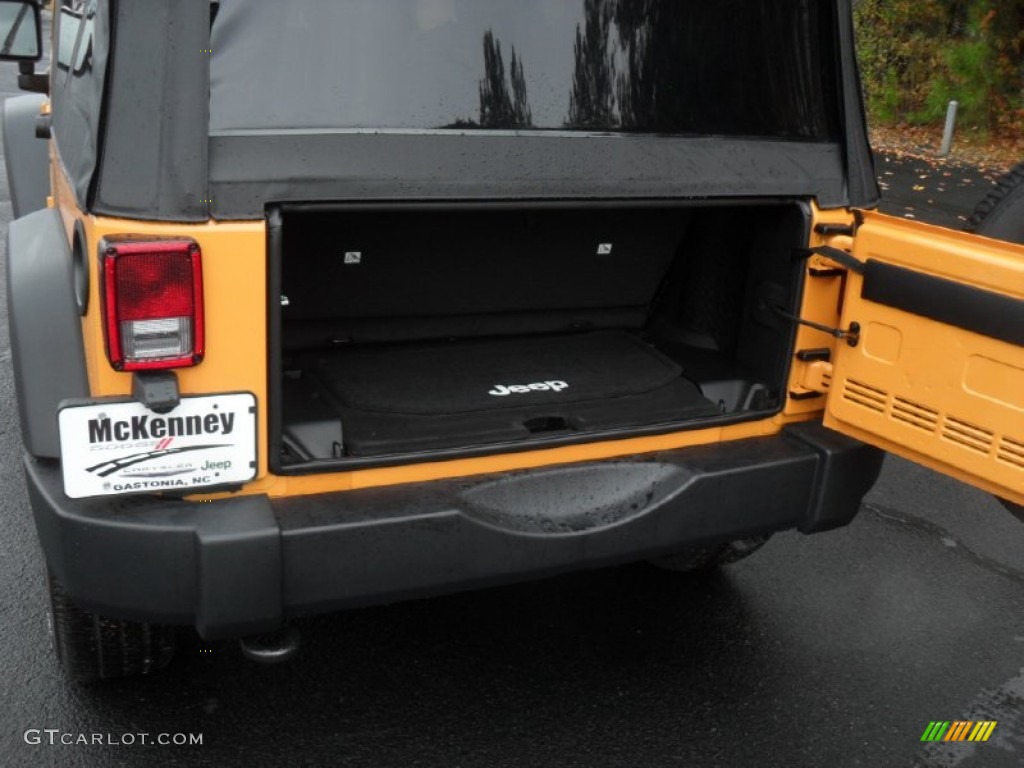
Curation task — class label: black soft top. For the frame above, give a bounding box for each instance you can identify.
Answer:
[57,0,877,222]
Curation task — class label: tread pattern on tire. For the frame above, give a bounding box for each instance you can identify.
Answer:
[964,162,1024,236]
[48,571,175,683]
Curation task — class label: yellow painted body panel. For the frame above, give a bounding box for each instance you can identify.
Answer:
[825,211,1024,505]
[52,159,851,500]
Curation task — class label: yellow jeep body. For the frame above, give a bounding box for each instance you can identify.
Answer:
[2,2,1021,674]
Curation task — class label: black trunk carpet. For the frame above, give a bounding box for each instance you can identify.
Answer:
[299,331,720,455]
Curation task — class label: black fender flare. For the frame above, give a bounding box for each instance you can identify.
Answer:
[7,207,89,458]
[2,93,49,219]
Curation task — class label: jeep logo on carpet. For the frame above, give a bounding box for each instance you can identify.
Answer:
[489,381,569,397]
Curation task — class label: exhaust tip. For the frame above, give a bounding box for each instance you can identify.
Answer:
[239,626,301,665]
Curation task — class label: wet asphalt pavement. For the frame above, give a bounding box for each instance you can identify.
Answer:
[874,149,1012,230]
[1,41,1023,768]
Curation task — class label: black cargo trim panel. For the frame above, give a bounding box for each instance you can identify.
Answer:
[862,260,1024,347]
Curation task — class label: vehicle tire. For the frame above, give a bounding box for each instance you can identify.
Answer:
[647,535,770,573]
[964,162,1024,243]
[46,569,176,682]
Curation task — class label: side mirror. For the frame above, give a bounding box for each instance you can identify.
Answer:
[0,0,41,63]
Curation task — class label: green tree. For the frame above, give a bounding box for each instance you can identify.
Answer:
[479,30,533,129]
[855,0,1022,136]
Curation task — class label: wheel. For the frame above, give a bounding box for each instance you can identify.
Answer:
[46,569,176,682]
[647,535,770,573]
[965,162,1024,243]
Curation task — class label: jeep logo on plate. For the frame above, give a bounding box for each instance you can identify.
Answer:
[489,381,569,397]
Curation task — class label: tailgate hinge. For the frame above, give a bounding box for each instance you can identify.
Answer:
[793,245,865,275]
[797,361,834,395]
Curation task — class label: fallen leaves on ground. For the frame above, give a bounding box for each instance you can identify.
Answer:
[869,124,1021,178]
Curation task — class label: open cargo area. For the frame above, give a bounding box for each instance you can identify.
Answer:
[271,202,808,469]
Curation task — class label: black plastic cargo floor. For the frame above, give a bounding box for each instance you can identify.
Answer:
[294,331,721,456]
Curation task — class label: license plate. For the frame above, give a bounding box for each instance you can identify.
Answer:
[58,393,258,499]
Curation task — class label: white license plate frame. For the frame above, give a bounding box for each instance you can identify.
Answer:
[58,393,258,499]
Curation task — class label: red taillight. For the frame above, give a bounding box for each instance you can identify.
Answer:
[101,239,205,371]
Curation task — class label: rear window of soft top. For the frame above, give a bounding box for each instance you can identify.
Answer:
[210,0,840,140]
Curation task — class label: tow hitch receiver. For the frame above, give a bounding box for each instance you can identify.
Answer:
[239,626,301,664]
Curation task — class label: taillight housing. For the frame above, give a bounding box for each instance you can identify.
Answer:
[100,238,205,371]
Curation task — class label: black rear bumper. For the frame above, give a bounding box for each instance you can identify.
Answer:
[25,421,883,640]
